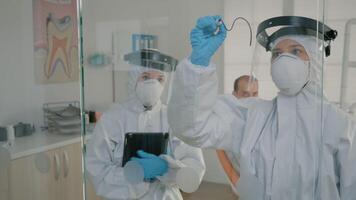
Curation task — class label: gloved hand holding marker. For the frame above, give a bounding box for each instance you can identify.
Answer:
[190,15,252,67]
[190,15,227,67]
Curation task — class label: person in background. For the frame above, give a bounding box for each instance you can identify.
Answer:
[232,75,258,98]
[216,75,258,196]
[85,65,206,200]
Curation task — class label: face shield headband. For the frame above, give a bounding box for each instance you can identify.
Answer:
[124,48,178,72]
[256,16,338,57]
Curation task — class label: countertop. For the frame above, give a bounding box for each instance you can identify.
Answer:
[0,125,94,160]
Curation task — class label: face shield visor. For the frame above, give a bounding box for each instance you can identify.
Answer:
[114,48,177,108]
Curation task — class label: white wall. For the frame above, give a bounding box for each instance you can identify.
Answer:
[322,0,356,105]
[82,0,229,184]
[0,0,80,128]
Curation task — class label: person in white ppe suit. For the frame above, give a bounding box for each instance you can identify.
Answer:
[168,15,356,200]
[85,63,206,200]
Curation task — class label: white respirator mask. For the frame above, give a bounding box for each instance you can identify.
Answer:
[271,53,310,96]
[135,79,164,107]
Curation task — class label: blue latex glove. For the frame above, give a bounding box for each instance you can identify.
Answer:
[131,150,168,179]
[190,15,227,66]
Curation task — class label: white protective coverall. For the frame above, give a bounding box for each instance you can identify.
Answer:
[86,66,206,200]
[167,35,356,200]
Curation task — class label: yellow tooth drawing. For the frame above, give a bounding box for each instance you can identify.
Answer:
[44,15,73,79]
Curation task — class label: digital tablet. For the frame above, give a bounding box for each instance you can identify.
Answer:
[122,132,169,167]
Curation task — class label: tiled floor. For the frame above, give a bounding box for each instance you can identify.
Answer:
[182,181,239,200]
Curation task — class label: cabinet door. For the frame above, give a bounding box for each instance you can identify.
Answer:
[8,142,100,200]
[60,143,84,200]
[60,142,101,200]
[9,149,58,200]
[9,155,34,200]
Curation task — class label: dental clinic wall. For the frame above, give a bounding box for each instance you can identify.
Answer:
[0,0,79,128]
[323,0,356,107]
[83,0,229,184]
[224,0,356,107]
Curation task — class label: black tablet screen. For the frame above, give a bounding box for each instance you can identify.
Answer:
[122,132,169,167]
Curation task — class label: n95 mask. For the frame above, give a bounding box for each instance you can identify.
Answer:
[136,79,164,107]
[271,53,309,96]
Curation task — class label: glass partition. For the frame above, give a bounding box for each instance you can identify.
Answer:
[1,0,355,200]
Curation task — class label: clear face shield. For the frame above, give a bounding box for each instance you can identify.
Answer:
[112,47,177,108]
[122,48,178,108]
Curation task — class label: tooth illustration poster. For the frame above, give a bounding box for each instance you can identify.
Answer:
[33,0,79,84]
